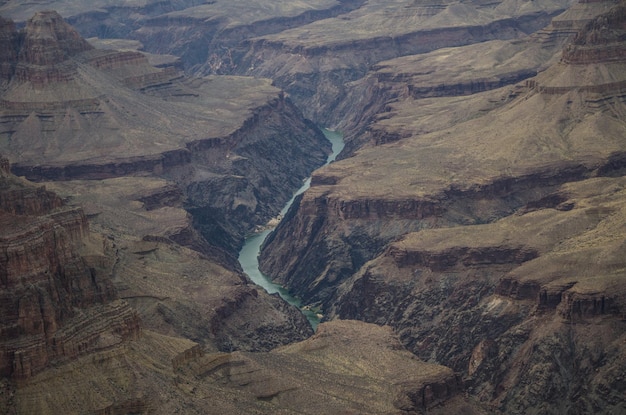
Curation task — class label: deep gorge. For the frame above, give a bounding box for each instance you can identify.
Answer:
[1,1,626,413]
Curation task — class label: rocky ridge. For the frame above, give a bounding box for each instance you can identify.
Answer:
[259,2,626,412]
[0,10,331,256]
[4,320,482,414]
[0,6,324,374]
[330,176,626,413]
[0,1,624,414]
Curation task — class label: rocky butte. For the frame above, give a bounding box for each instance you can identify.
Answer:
[0,0,625,414]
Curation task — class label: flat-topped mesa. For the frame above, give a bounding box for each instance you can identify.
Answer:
[13,10,93,86]
[80,49,181,90]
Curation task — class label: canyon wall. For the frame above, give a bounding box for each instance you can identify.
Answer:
[0,154,140,381]
[258,3,626,412]
[0,10,320,365]
[0,11,331,258]
[0,1,625,413]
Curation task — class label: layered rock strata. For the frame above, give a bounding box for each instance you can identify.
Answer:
[330,177,626,413]
[0,11,330,256]
[170,320,482,415]
[4,321,482,414]
[261,0,626,306]
[233,0,573,125]
[259,3,626,411]
[1,10,319,363]
[0,155,140,381]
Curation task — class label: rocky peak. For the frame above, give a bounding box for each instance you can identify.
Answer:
[4,10,94,87]
[18,10,92,67]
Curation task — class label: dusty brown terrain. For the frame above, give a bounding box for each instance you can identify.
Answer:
[259,2,626,413]
[1,0,626,414]
[5,320,485,414]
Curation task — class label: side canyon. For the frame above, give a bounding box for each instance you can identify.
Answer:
[0,0,625,414]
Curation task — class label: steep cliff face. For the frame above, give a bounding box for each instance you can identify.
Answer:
[261,0,626,304]
[0,11,330,257]
[259,3,626,411]
[232,0,572,125]
[0,155,140,381]
[329,177,626,413]
[166,320,481,415]
[0,11,320,372]
[12,10,92,87]
[132,0,366,72]
[3,321,481,414]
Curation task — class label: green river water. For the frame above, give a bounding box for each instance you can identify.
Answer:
[237,129,344,330]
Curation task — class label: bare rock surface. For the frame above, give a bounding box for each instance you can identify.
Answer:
[3,320,481,414]
[329,176,626,413]
[0,10,331,256]
[0,155,140,382]
[45,177,313,353]
[170,319,483,414]
[0,12,322,412]
[259,2,626,412]
[1,1,626,414]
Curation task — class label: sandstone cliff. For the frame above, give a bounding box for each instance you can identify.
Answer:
[329,176,626,414]
[3,320,480,414]
[259,2,626,412]
[0,1,625,414]
[0,10,330,256]
[0,154,140,381]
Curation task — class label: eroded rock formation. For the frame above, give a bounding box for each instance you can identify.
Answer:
[0,154,140,381]
[0,10,330,256]
[0,1,625,413]
[0,11,319,362]
[258,2,626,412]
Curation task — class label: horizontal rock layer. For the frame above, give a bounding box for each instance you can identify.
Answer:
[258,2,626,413]
[0,156,140,380]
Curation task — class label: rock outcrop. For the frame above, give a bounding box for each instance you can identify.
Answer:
[169,320,481,414]
[3,321,483,414]
[0,1,625,414]
[258,2,626,412]
[1,10,319,371]
[0,154,140,381]
[0,11,330,256]
[14,10,92,87]
[329,177,626,413]
[260,0,626,306]
[231,0,572,127]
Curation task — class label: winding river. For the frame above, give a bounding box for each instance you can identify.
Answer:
[238,129,344,330]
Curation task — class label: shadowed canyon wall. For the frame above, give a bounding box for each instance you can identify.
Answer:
[0,1,625,413]
[0,154,140,381]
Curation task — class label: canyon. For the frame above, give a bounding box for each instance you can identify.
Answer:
[0,0,625,414]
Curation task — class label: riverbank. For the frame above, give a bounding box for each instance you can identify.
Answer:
[238,129,344,330]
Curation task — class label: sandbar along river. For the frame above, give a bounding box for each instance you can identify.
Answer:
[237,129,344,330]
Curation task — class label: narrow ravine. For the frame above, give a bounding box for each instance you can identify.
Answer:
[238,129,344,330]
